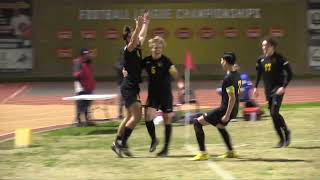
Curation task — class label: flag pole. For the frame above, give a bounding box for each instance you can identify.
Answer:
[184,67,190,144]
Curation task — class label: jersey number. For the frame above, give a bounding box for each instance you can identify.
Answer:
[151,66,156,74]
[264,63,272,72]
[238,80,242,94]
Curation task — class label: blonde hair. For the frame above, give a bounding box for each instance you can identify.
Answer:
[148,36,166,48]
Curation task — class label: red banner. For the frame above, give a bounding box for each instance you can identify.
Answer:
[56,30,72,39]
[81,29,96,39]
[57,48,73,58]
[151,27,169,38]
[224,27,238,38]
[246,27,261,38]
[104,28,119,39]
[198,27,215,39]
[269,27,285,38]
[176,27,193,39]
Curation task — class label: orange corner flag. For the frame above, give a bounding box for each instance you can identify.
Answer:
[184,50,195,71]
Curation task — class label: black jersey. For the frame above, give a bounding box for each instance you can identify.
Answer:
[122,45,142,87]
[255,52,293,97]
[141,55,173,94]
[220,71,241,118]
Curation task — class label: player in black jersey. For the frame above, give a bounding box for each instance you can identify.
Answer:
[190,52,241,161]
[141,36,179,157]
[253,37,293,148]
[111,12,150,157]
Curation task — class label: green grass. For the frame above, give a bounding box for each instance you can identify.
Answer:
[0,105,320,179]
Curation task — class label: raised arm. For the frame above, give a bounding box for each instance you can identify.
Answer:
[138,11,150,46]
[127,16,144,52]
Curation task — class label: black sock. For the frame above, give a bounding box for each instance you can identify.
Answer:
[272,117,285,142]
[115,135,122,144]
[218,128,233,151]
[164,124,172,151]
[145,121,156,141]
[121,127,133,147]
[194,121,205,151]
[278,114,289,132]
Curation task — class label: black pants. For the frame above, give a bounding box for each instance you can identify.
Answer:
[268,94,289,141]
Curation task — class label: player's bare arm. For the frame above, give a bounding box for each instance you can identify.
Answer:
[127,16,143,52]
[222,86,236,124]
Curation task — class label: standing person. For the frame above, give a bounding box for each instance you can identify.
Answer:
[73,48,96,127]
[141,36,179,157]
[190,52,241,161]
[253,37,293,148]
[111,12,150,157]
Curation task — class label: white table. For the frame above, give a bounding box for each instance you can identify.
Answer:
[62,94,117,121]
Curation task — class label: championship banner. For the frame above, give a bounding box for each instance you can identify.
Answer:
[0,0,32,72]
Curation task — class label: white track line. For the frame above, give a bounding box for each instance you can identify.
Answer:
[185,145,235,180]
[1,85,28,104]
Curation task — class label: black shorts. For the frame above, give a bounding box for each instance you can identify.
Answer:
[121,85,140,108]
[203,108,232,126]
[76,91,92,113]
[146,92,173,113]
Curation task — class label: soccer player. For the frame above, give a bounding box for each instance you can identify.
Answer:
[111,12,150,157]
[253,37,293,148]
[190,52,241,161]
[141,36,179,157]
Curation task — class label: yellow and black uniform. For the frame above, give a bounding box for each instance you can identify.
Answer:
[255,52,292,99]
[141,55,173,113]
[121,45,142,108]
[255,52,292,147]
[204,71,241,126]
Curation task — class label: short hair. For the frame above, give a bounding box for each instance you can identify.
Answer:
[262,36,278,48]
[222,52,236,65]
[122,25,132,41]
[148,36,166,48]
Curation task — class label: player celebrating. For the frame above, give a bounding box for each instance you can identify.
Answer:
[190,52,241,161]
[141,36,179,157]
[253,37,293,148]
[111,12,150,157]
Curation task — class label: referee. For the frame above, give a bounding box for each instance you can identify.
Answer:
[253,37,293,148]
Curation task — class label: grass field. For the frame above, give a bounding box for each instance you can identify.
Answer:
[0,103,320,179]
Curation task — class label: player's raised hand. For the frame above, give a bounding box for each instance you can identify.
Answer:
[135,16,144,29]
[143,11,150,24]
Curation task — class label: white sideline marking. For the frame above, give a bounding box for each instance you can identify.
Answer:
[185,145,235,180]
[1,85,28,104]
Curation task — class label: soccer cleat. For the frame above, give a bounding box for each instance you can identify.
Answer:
[284,130,291,147]
[156,149,168,157]
[111,142,123,158]
[189,152,209,161]
[149,139,159,152]
[274,141,285,148]
[217,151,238,159]
[121,145,133,157]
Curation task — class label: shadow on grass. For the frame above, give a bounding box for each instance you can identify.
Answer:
[130,154,195,159]
[235,157,312,163]
[86,129,117,135]
[289,146,320,150]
